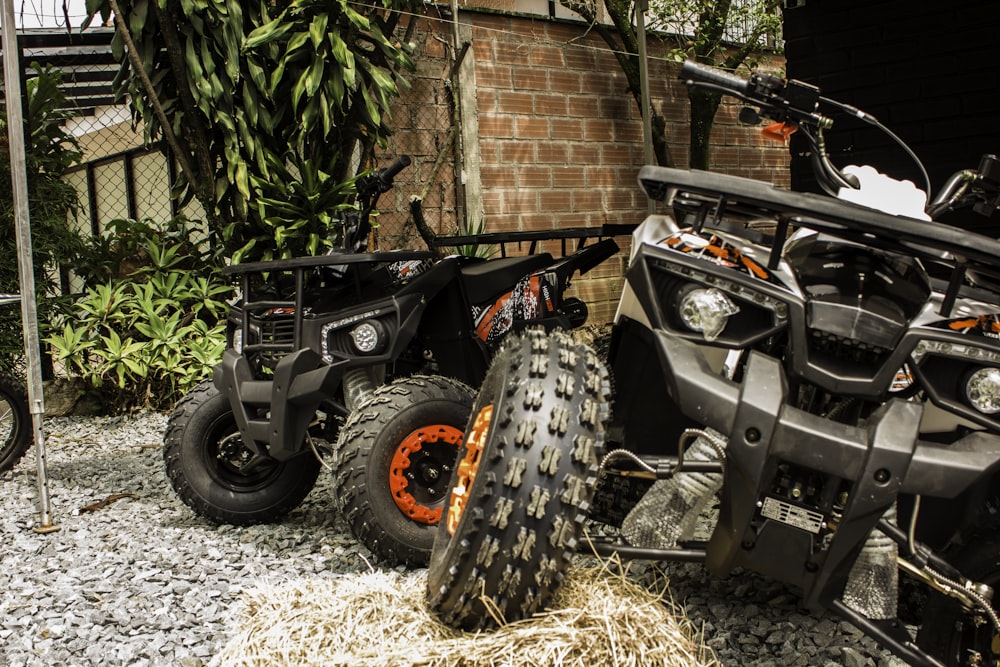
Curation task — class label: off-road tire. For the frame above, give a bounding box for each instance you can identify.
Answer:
[163,379,321,525]
[0,373,30,473]
[427,328,610,630]
[917,532,1000,665]
[332,375,475,568]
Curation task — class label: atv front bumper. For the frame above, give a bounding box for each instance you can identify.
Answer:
[653,331,1000,607]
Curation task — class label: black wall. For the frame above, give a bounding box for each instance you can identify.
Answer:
[782,0,1000,232]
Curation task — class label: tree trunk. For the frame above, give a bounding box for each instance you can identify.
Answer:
[688,87,722,170]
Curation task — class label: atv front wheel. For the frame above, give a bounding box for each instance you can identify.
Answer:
[427,328,610,630]
[333,375,475,567]
[0,373,30,473]
[163,379,321,525]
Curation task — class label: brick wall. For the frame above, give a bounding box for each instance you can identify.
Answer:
[381,8,790,324]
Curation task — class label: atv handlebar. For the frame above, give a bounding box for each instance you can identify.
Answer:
[681,60,831,131]
[380,154,412,183]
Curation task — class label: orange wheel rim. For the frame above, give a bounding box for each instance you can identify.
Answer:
[389,424,464,525]
[447,404,493,536]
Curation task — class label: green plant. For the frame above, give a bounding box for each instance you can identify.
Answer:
[46,219,232,411]
[85,0,420,262]
[454,215,496,259]
[0,63,84,372]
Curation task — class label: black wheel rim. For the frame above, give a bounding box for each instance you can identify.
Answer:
[201,412,282,492]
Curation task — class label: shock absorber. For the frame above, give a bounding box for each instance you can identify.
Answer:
[342,366,384,411]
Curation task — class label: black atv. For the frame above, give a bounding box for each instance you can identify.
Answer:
[164,156,620,566]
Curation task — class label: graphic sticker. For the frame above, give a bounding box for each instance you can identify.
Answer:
[471,274,554,344]
[660,230,779,284]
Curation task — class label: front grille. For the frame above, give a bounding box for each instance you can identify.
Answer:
[808,328,892,377]
[257,316,295,349]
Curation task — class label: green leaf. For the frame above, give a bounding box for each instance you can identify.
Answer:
[309,14,329,49]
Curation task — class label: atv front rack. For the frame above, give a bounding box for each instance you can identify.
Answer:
[223,250,434,356]
[638,166,1000,318]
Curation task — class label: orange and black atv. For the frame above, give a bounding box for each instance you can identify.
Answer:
[163,156,619,567]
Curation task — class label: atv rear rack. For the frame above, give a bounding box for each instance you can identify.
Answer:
[431,225,634,258]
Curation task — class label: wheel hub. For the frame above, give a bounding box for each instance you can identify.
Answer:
[217,432,254,471]
[389,424,463,525]
[447,404,492,536]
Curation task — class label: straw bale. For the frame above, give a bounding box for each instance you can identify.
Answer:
[211,561,719,667]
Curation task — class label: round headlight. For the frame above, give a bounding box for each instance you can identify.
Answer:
[965,367,1000,414]
[350,321,385,354]
[677,287,740,342]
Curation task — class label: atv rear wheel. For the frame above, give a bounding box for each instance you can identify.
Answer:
[333,375,475,568]
[0,373,30,473]
[427,328,610,630]
[163,379,321,525]
[917,535,1000,666]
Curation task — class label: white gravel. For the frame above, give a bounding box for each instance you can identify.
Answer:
[1,412,904,666]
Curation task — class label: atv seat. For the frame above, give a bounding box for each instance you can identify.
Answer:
[461,253,554,304]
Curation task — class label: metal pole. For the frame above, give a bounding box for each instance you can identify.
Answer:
[635,0,656,213]
[1,0,59,533]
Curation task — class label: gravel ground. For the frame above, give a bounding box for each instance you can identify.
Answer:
[1,412,904,666]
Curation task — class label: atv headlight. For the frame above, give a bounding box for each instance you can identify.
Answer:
[965,367,1000,414]
[232,327,243,354]
[678,287,740,342]
[350,321,386,354]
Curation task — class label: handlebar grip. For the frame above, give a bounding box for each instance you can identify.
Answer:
[681,60,749,95]
[380,155,412,181]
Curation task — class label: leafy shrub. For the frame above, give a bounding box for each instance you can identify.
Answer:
[0,63,85,372]
[46,217,232,411]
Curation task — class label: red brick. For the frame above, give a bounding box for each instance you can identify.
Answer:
[471,39,493,62]
[494,41,532,66]
[499,141,535,163]
[518,166,551,188]
[552,166,586,188]
[574,190,605,211]
[531,45,565,68]
[570,144,600,164]
[477,89,498,113]
[566,95,600,118]
[549,70,582,94]
[586,168,618,188]
[477,64,513,89]
[497,91,535,115]
[481,165,518,189]
[481,190,503,215]
[520,213,555,231]
[550,119,584,141]
[607,189,638,210]
[512,68,549,91]
[533,93,569,116]
[614,120,643,143]
[602,145,639,165]
[554,212,590,228]
[564,44,596,71]
[500,189,538,214]
[584,119,615,142]
[536,143,569,163]
[480,115,515,138]
[539,190,573,211]
[514,117,550,140]
[479,139,500,163]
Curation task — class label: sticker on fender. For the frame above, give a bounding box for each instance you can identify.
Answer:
[761,497,824,534]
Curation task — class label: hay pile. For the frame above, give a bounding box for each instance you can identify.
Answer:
[210,562,719,667]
